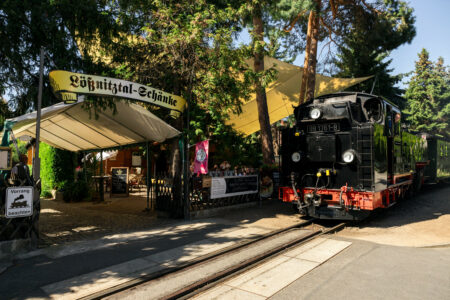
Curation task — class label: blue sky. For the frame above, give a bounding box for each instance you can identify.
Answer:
[390,0,450,79]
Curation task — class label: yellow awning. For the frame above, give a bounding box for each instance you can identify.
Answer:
[227,56,372,135]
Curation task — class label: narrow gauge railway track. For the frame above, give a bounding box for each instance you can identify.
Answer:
[84,220,345,300]
[176,221,346,300]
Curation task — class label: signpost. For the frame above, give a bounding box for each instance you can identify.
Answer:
[110,167,129,197]
[5,187,33,218]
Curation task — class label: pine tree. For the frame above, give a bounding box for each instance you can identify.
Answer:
[334,0,416,108]
[405,49,450,138]
[0,1,119,115]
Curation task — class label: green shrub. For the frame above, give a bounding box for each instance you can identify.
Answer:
[63,180,89,202]
[10,139,27,163]
[41,190,52,198]
[40,143,76,196]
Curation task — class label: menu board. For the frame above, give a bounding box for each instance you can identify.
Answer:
[111,167,129,197]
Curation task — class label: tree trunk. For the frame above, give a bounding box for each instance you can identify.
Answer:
[168,81,183,218]
[305,0,321,101]
[299,10,314,105]
[168,129,182,217]
[253,4,275,165]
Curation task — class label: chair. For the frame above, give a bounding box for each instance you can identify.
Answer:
[129,174,141,192]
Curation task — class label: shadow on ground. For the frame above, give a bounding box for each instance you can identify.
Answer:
[1,198,306,299]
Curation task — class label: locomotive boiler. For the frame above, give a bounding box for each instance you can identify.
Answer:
[279,92,450,220]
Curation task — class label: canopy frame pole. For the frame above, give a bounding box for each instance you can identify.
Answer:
[33,46,44,181]
[83,151,87,182]
[183,99,190,220]
[145,141,151,212]
[99,150,104,202]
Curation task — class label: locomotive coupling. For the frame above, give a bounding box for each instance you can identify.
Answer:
[304,193,322,206]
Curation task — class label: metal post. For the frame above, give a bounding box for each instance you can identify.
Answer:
[83,151,87,182]
[99,151,104,201]
[100,151,103,175]
[33,47,44,181]
[183,98,190,220]
[145,141,151,212]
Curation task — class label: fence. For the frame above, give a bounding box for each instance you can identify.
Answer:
[152,173,260,214]
[0,186,40,244]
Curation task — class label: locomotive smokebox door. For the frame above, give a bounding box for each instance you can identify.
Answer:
[307,135,336,162]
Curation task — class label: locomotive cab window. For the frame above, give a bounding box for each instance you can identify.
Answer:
[394,112,401,135]
[363,98,382,123]
[350,98,366,123]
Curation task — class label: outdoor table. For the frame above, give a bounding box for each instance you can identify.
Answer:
[92,175,111,202]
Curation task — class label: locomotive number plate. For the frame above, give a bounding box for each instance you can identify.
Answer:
[307,123,340,133]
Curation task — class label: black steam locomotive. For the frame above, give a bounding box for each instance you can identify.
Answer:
[279,92,450,220]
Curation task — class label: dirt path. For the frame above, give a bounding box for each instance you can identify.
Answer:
[39,184,450,248]
[39,191,175,246]
[39,193,304,247]
[338,184,450,247]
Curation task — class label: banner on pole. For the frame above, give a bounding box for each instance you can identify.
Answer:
[194,140,209,175]
[49,70,186,114]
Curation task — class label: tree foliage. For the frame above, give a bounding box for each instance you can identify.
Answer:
[90,0,262,168]
[0,0,119,115]
[39,142,76,195]
[405,49,450,138]
[333,0,416,107]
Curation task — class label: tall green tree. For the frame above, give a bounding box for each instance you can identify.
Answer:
[241,0,312,164]
[0,98,11,129]
[0,0,119,115]
[334,0,416,107]
[277,0,415,105]
[405,49,450,138]
[250,1,275,164]
[93,0,256,216]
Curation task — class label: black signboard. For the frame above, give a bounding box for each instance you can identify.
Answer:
[225,176,258,194]
[111,167,129,197]
[211,175,258,199]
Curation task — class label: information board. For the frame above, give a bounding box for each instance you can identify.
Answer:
[5,186,33,218]
[132,152,142,166]
[111,167,129,197]
[210,175,258,199]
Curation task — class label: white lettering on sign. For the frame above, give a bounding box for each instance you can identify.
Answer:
[5,187,34,218]
[210,175,259,199]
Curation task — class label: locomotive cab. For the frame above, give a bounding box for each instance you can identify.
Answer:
[279,92,427,220]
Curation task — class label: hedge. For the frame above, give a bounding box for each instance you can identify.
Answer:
[40,143,76,195]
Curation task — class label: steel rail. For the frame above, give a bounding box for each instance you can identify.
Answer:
[173,222,346,300]
[80,219,315,300]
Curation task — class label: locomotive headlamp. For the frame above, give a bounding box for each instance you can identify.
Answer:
[310,108,321,119]
[291,152,301,162]
[342,150,356,163]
